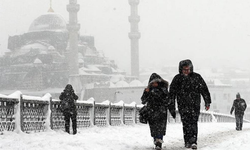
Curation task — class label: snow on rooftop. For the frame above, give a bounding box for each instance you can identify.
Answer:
[28,13,67,33]
[21,43,47,50]
[196,69,224,78]
[40,51,48,54]
[231,78,250,82]
[111,67,118,73]
[106,81,116,88]
[116,68,125,73]
[85,47,96,56]
[79,68,89,75]
[115,80,129,87]
[86,65,101,72]
[78,53,84,59]
[78,59,84,64]
[34,58,42,64]
[110,74,125,83]
[129,80,144,87]
[213,79,231,86]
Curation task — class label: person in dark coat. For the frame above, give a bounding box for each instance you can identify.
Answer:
[169,59,211,149]
[59,84,78,134]
[230,93,247,131]
[141,73,176,150]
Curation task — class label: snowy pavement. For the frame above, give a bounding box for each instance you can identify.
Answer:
[1,122,250,150]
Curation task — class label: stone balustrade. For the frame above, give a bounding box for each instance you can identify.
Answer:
[0,91,249,133]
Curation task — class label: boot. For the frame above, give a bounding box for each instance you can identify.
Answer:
[73,130,77,135]
[240,123,243,130]
[185,143,191,148]
[155,142,162,150]
[191,143,197,149]
[72,120,77,135]
[65,125,70,134]
[154,138,162,150]
[236,123,240,131]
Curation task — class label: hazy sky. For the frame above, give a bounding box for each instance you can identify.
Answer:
[1,0,250,73]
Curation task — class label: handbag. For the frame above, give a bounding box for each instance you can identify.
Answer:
[139,105,150,124]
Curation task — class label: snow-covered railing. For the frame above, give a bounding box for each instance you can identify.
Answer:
[20,95,50,132]
[168,110,249,123]
[0,91,249,133]
[49,98,140,130]
[0,96,19,132]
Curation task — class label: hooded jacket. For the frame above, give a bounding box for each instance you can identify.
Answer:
[169,60,211,112]
[59,84,78,114]
[230,97,247,115]
[142,73,169,106]
[141,73,175,137]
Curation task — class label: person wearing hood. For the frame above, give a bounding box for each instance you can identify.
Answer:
[59,84,78,134]
[230,93,247,131]
[169,59,211,149]
[141,73,176,150]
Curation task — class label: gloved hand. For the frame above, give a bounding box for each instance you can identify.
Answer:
[205,104,210,111]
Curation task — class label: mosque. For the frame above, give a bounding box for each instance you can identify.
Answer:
[0,2,128,91]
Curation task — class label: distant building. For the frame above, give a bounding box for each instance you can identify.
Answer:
[0,11,125,91]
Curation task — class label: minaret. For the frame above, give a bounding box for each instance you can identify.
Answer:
[128,0,141,78]
[48,0,54,12]
[67,0,82,92]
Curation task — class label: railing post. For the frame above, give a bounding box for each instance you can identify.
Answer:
[90,101,95,126]
[121,102,125,125]
[50,97,53,130]
[133,104,137,124]
[107,101,111,126]
[20,94,24,132]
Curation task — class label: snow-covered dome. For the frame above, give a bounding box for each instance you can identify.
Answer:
[34,58,42,64]
[115,81,129,87]
[129,80,144,87]
[105,81,116,88]
[28,13,67,33]
[78,59,84,64]
[110,75,125,83]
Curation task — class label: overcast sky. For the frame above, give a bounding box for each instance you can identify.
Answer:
[1,0,250,73]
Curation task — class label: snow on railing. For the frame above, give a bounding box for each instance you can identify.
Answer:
[0,95,19,133]
[0,91,249,133]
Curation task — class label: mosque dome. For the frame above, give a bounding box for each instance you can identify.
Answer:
[28,13,67,32]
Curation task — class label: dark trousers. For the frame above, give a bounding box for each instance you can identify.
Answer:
[64,112,77,134]
[180,110,200,145]
[235,114,244,130]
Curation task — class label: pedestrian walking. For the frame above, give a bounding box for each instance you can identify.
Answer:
[141,73,176,150]
[230,93,247,131]
[169,59,211,149]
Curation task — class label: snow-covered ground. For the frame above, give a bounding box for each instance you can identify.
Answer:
[1,122,250,150]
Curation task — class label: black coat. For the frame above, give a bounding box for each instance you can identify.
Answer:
[230,99,247,115]
[169,60,211,114]
[59,84,78,114]
[141,73,175,137]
